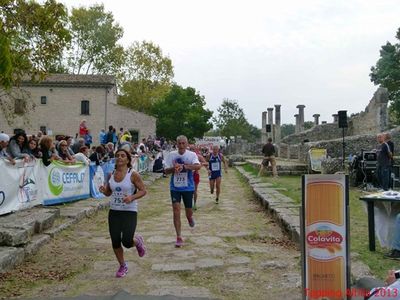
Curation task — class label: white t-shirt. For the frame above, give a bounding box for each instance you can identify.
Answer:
[166,150,200,191]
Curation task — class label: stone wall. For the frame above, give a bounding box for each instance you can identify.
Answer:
[281,123,341,144]
[348,87,389,135]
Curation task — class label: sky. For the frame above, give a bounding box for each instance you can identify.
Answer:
[62,0,400,127]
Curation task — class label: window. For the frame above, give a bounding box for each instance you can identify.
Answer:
[40,126,47,134]
[81,100,90,115]
[41,96,47,105]
[14,99,26,115]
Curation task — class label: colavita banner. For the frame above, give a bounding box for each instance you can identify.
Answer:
[301,174,350,300]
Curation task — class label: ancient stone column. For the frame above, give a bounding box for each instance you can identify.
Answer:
[332,114,338,123]
[261,111,267,144]
[313,114,320,126]
[297,105,305,132]
[267,107,274,139]
[274,104,281,143]
[294,114,299,134]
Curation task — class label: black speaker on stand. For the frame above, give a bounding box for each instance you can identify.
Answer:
[338,110,347,170]
[266,124,272,133]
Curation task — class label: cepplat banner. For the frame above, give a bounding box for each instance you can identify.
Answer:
[40,160,90,205]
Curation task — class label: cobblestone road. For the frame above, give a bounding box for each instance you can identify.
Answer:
[3,169,301,300]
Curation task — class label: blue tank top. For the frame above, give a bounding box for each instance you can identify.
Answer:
[209,153,222,177]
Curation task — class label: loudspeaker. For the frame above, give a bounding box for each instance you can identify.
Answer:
[266,124,272,133]
[338,110,347,128]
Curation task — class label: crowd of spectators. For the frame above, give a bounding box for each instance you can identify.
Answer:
[0,121,177,169]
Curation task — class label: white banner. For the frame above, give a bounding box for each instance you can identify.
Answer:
[0,159,41,215]
[39,160,90,205]
[0,159,91,215]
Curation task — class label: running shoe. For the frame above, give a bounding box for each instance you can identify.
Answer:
[175,237,184,248]
[215,198,219,204]
[188,216,195,228]
[116,263,128,278]
[135,234,146,257]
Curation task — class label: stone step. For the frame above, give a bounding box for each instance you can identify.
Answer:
[0,208,59,246]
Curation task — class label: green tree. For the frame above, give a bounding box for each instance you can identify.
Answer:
[304,121,314,130]
[280,124,295,138]
[67,4,124,75]
[151,85,213,140]
[118,41,174,114]
[213,99,254,141]
[0,0,71,123]
[370,27,400,122]
[0,0,70,86]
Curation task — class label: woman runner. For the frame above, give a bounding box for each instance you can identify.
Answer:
[207,145,228,203]
[99,149,147,278]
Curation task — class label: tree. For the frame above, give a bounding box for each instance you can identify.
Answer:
[0,0,71,123]
[67,4,124,75]
[280,124,295,138]
[370,27,400,122]
[0,0,70,87]
[213,99,253,141]
[151,85,213,140]
[118,41,174,114]
[304,121,314,130]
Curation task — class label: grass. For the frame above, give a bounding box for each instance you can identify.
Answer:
[241,163,399,280]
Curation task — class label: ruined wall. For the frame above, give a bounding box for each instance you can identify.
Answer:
[280,87,389,145]
[281,123,341,144]
[348,87,389,135]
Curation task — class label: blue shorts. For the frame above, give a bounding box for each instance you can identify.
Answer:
[209,171,222,180]
[170,191,194,208]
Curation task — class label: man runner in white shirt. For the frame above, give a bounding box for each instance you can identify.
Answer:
[165,135,201,247]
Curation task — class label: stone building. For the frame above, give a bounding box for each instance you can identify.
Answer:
[0,74,156,144]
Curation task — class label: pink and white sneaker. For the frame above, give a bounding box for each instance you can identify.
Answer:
[135,235,146,257]
[116,263,128,278]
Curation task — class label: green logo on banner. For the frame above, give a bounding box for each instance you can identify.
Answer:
[48,167,63,196]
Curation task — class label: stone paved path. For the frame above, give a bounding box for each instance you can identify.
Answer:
[2,169,301,300]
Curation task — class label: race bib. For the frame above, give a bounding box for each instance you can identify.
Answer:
[211,162,220,171]
[173,172,188,187]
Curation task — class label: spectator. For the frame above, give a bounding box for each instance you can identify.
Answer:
[7,131,30,160]
[376,133,392,191]
[99,129,106,145]
[74,146,91,165]
[112,128,118,146]
[106,125,114,144]
[117,128,124,145]
[71,138,85,154]
[120,131,132,143]
[27,138,42,159]
[84,130,93,148]
[65,136,75,156]
[152,154,164,173]
[0,133,15,165]
[89,145,107,165]
[106,142,115,158]
[37,131,43,139]
[58,140,76,164]
[79,119,88,138]
[40,136,59,166]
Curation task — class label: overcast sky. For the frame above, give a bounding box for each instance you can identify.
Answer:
[62,0,400,126]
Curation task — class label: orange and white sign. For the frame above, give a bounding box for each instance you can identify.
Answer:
[302,174,350,300]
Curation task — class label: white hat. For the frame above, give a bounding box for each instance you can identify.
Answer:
[0,133,10,142]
